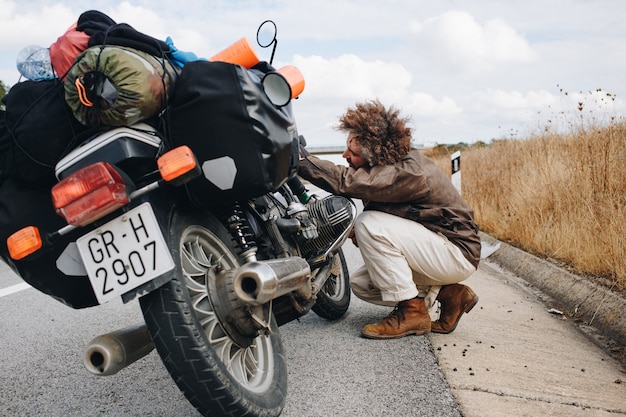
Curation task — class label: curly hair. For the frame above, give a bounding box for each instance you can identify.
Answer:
[337,99,412,166]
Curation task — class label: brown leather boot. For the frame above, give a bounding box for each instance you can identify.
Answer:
[431,284,479,334]
[361,298,431,339]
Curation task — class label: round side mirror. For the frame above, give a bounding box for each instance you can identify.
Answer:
[256,20,278,65]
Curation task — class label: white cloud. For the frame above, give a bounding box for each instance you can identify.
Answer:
[405,92,462,118]
[291,54,412,101]
[469,89,557,114]
[107,2,167,37]
[410,11,534,75]
[0,2,76,48]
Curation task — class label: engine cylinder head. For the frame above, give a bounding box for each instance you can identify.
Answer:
[299,195,356,258]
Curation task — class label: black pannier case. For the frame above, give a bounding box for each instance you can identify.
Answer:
[2,79,92,188]
[167,60,299,206]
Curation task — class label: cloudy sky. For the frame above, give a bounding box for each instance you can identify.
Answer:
[1,0,625,147]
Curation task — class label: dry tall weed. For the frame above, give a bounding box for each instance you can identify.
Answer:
[426,123,626,290]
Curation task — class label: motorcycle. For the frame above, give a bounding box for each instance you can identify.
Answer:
[2,21,356,417]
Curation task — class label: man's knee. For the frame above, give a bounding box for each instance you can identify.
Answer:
[349,280,367,299]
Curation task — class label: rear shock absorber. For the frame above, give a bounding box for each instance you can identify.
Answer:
[222,203,258,263]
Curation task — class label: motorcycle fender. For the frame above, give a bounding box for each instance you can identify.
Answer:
[121,269,176,304]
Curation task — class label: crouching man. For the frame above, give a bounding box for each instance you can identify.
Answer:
[298,99,481,339]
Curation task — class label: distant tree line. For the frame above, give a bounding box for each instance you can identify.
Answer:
[425,141,488,158]
[0,80,8,110]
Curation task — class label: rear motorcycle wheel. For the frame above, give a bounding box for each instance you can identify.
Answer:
[139,210,287,417]
[311,249,351,320]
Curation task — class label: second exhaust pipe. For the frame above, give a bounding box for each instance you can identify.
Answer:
[233,257,312,305]
[84,323,154,376]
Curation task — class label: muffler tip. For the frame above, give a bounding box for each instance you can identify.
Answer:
[83,340,124,376]
[233,258,311,305]
[83,324,154,376]
[238,275,261,300]
[87,350,107,373]
[234,263,275,304]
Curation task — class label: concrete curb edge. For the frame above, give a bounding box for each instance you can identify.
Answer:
[480,232,626,347]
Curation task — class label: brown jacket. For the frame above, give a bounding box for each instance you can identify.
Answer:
[298,148,481,268]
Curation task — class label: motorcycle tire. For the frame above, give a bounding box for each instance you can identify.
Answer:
[139,209,287,417]
[311,249,351,320]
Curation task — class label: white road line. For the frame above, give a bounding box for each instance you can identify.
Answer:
[0,282,31,298]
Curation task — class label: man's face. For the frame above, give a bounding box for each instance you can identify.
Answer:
[342,133,367,169]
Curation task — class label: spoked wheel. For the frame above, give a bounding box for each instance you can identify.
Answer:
[139,211,287,417]
[311,249,351,320]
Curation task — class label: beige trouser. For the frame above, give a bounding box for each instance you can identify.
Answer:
[350,210,477,309]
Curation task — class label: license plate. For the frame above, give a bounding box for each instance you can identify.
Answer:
[77,203,175,304]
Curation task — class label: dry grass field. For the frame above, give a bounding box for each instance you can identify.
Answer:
[425,122,626,292]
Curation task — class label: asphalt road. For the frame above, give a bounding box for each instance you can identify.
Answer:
[0,242,460,417]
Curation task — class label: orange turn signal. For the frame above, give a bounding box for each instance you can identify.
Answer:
[7,226,42,260]
[157,146,200,184]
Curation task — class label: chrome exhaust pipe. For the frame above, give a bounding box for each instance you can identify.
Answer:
[233,257,312,305]
[84,324,154,376]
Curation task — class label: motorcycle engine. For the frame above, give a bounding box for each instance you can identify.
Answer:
[298,195,356,260]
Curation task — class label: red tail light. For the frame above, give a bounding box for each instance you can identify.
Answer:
[52,162,129,226]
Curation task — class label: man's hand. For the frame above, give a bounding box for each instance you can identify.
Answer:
[348,228,358,247]
[299,143,310,161]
